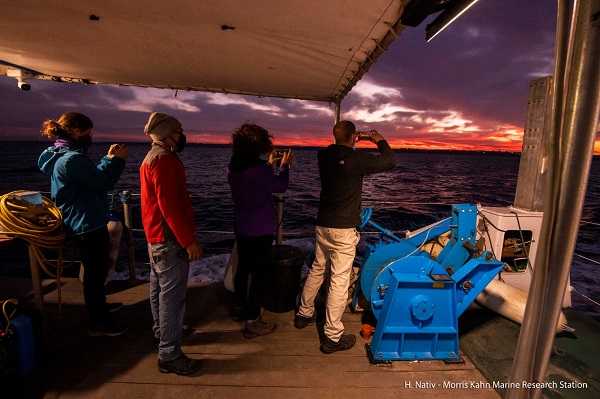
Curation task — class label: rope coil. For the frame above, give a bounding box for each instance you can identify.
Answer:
[0,191,66,277]
[0,191,67,316]
[1,299,18,334]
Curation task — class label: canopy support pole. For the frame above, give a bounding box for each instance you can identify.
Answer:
[507,0,600,397]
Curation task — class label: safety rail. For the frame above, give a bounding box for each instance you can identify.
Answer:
[4,189,597,312]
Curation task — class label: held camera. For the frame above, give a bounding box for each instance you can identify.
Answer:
[356,131,373,141]
[272,149,289,166]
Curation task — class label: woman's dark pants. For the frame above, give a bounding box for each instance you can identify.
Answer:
[75,226,110,327]
[234,233,273,320]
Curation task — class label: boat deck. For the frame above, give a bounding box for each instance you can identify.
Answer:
[2,277,502,399]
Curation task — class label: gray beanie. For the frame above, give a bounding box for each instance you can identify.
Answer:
[144,112,182,141]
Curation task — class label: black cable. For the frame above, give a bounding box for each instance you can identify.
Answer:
[510,211,534,272]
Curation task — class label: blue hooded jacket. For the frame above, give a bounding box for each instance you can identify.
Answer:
[38,146,126,236]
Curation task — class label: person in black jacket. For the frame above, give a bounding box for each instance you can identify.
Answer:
[294,120,396,353]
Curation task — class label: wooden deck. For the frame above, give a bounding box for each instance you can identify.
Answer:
[2,277,501,399]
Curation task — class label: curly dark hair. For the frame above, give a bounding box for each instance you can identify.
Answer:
[231,123,274,156]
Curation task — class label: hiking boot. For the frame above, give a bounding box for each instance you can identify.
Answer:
[320,334,356,354]
[243,315,276,338]
[157,353,201,375]
[230,306,247,322]
[107,302,124,313]
[294,314,315,329]
[89,322,129,337]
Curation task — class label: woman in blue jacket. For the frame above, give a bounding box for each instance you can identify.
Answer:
[38,112,129,337]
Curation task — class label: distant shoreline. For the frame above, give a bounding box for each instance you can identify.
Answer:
[5,140,523,156]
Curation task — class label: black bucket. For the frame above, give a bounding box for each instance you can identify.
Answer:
[263,245,305,313]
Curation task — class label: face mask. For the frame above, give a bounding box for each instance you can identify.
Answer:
[175,132,186,153]
[78,134,93,150]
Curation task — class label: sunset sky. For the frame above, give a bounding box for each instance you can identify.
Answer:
[1,1,597,152]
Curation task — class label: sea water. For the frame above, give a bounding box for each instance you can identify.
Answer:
[1,141,598,319]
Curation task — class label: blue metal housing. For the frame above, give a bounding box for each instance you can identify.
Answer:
[356,204,504,361]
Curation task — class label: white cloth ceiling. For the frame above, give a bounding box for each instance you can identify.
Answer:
[0,1,414,102]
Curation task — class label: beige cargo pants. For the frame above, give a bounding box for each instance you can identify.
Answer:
[298,226,360,342]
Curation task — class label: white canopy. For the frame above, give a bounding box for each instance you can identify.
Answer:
[0,0,415,102]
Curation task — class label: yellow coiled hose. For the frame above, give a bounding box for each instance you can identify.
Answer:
[0,190,67,313]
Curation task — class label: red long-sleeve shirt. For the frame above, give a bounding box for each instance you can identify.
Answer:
[140,143,196,248]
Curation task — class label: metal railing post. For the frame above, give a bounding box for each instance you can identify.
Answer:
[275,194,284,245]
[121,191,136,284]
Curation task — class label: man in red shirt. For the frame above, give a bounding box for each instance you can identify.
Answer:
[140,112,202,375]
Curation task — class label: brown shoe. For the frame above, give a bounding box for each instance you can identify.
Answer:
[243,315,276,338]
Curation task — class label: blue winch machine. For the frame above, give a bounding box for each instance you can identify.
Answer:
[353,204,504,362]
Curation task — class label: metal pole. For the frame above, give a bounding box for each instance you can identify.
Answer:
[27,244,47,342]
[334,98,341,125]
[275,194,283,245]
[507,1,600,397]
[121,191,137,284]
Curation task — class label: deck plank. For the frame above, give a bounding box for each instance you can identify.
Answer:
[2,277,501,398]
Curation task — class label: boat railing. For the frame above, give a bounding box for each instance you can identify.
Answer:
[105,190,600,318]
[114,191,415,238]
[5,189,597,312]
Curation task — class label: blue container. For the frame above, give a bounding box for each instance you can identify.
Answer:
[10,315,35,379]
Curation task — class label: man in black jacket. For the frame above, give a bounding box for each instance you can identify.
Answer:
[294,120,396,353]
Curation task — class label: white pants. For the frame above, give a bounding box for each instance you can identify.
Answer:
[298,226,360,341]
